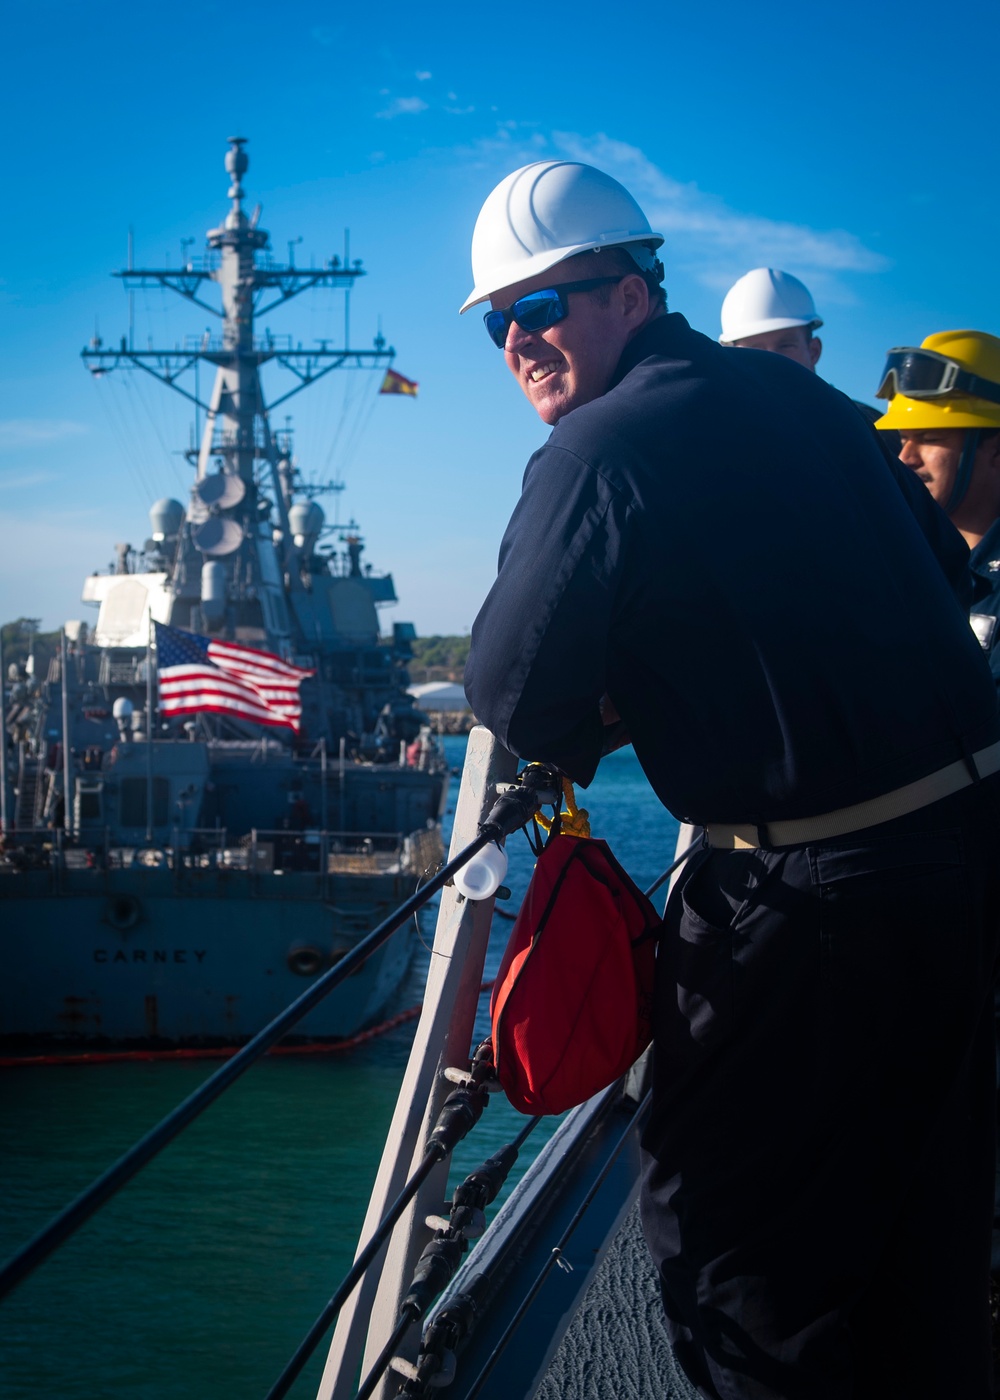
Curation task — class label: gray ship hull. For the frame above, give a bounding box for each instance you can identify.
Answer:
[0,863,421,1044]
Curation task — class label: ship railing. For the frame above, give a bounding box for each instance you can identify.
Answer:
[180,252,221,273]
[181,332,295,354]
[230,828,408,879]
[310,750,695,1400]
[0,728,551,1323]
[0,731,696,1400]
[0,826,116,875]
[97,655,145,686]
[0,826,66,872]
[0,826,420,882]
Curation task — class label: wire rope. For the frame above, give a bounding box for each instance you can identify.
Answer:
[0,770,551,1305]
[118,374,161,504]
[93,375,155,512]
[322,362,365,479]
[339,368,384,479]
[306,295,349,471]
[130,368,186,495]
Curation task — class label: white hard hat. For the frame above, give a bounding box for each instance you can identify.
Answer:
[460,160,664,314]
[719,268,823,344]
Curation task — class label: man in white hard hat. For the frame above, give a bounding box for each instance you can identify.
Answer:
[720,267,893,439]
[719,267,823,368]
[461,159,1000,1399]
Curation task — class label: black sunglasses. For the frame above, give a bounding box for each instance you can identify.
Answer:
[484,277,625,349]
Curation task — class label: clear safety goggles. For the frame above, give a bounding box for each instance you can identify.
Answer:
[484,277,625,349]
[875,347,1000,405]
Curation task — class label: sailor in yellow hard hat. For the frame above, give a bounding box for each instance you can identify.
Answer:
[876,331,1000,681]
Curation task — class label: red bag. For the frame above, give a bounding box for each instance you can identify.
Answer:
[489,834,661,1115]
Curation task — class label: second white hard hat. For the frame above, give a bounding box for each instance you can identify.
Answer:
[460,160,664,313]
[719,268,822,344]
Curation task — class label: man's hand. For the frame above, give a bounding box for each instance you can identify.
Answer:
[600,695,631,754]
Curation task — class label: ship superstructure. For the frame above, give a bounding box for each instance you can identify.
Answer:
[81,136,416,736]
[0,139,447,1046]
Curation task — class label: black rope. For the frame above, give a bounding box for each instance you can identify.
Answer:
[509,1115,543,1153]
[262,1149,441,1400]
[268,783,665,1398]
[348,1103,539,1396]
[356,1310,417,1400]
[306,807,680,1397]
[462,1090,652,1400]
[0,774,555,1304]
[265,1119,547,1400]
[643,831,704,901]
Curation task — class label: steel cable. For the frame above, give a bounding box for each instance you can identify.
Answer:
[460,1091,653,1400]
[0,780,542,1304]
[262,1148,442,1400]
[266,1109,542,1400]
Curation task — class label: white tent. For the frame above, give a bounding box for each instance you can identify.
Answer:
[408,681,471,712]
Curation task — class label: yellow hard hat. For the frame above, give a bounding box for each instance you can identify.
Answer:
[874,330,1000,432]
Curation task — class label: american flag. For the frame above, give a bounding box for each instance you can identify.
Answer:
[154,622,314,732]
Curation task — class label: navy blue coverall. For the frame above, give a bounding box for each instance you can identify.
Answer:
[466,314,1000,1399]
[970,517,1000,693]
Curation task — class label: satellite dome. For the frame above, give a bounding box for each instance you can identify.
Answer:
[149,499,184,540]
[288,502,325,554]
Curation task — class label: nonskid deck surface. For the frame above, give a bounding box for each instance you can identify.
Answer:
[535,1203,698,1400]
[420,1089,698,1400]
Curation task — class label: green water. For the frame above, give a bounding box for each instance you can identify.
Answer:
[0,739,678,1399]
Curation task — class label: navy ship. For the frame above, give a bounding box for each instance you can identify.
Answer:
[0,138,448,1046]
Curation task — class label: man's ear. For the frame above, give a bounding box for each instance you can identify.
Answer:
[620,273,651,325]
[808,335,823,369]
[982,432,1000,473]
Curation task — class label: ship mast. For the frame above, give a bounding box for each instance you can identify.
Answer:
[82,138,395,650]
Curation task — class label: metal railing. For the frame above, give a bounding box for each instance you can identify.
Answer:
[0,826,413,869]
[0,730,550,1308]
[0,731,697,1400]
[317,743,697,1400]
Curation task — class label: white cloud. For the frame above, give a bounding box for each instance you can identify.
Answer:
[0,419,88,451]
[0,470,59,490]
[464,127,545,158]
[376,96,429,119]
[416,70,432,81]
[552,132,888,293]
[0,512,125,631]
[461,127,887,306]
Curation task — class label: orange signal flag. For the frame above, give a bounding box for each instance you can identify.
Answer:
[379,369,419,397]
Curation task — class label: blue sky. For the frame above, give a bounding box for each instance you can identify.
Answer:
[2,0,999,637]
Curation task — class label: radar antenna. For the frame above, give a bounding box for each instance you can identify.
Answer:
[81,138,396,645]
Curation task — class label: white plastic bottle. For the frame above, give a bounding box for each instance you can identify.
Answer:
[453,841,508,901]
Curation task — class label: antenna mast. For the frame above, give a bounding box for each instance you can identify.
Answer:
[81,138,396,648]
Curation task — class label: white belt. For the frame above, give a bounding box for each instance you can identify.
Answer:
[704,739,1000,850]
